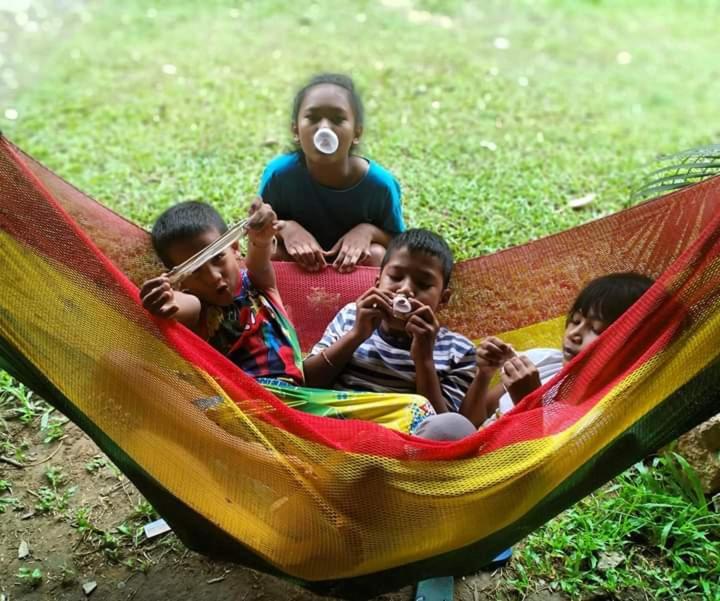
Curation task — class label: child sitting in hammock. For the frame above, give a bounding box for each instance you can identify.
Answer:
[304,228,486,417]
[414,271,655,439]
[139,199,304,385]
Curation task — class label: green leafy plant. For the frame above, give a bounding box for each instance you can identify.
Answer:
[35,466,75,513]
[85,454,107,473]
[16,566,43,589]
[40,411,67,443]
[132,499,158,522]
[0,495,19,513]
[634,143,720,201]
[44,466,65,488]
[71,506,103,538]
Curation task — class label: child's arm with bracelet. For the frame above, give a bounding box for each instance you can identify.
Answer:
[303,288,393,387]
[139,276,202,330]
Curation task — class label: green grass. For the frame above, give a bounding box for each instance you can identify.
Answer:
[510,453,720,599]
[3,0,720,257]
[2,0,720,599]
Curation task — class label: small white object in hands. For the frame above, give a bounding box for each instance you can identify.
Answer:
[313,128,339,154]
[392,294,412,319]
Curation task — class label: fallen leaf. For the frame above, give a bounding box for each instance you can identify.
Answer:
[18,540,30,559]
[568,193,596,209]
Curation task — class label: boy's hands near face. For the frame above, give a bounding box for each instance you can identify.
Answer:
[476,336,516,373]
[140,275,180,318]
[405,299,440,362]
[501,355,542,404]
[352,287,393,340]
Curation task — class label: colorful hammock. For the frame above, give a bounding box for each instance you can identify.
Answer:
[1,134,719,597]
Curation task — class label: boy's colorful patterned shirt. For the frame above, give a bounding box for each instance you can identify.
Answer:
[199,270,304,385]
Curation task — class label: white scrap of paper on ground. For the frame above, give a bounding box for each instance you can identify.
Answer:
[144,518,171,539]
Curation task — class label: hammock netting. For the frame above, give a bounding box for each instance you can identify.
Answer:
[1,134,719,597]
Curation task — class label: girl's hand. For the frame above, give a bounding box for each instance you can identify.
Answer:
[405,301,440,362]
[246,197,279,246]
[351,287,393,340]
[279,221,326,272]
[476,336,516,373]
[500,355,541,404]
[140,275,180,318]
[325,224,374,273]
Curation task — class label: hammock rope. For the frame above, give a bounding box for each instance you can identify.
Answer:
[1,133,719,596]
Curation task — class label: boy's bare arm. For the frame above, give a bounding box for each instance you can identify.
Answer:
[303,329,365,387]
[460,376,505,426]
[140,276,202,330]
[414,359,449,414]
[406,302,449,414]
[459,336,517,425]
[303,288,393,387]
[245,198,282,292]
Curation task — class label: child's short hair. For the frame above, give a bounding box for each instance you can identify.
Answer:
[291,73,364,127]
[151,200,227,268]
[569,272,655,325]
[381,229,454,287]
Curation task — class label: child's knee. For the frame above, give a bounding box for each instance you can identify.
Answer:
[413,413,477,440]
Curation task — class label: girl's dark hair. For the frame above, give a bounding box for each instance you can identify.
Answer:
[291,73,364,127]
[381,229,454,287]
[151,200,227,268]
[568,272,655,325]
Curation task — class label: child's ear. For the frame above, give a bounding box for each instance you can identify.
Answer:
[291,122,299,142]
[353,125,364,145]
[440,288,452,306]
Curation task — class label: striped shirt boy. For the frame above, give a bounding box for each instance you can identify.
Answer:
[310,302,477,412]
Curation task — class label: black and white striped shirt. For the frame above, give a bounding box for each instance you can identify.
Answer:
[310,303,478,411]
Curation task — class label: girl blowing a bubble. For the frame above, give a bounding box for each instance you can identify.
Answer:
[259,73,405,273]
